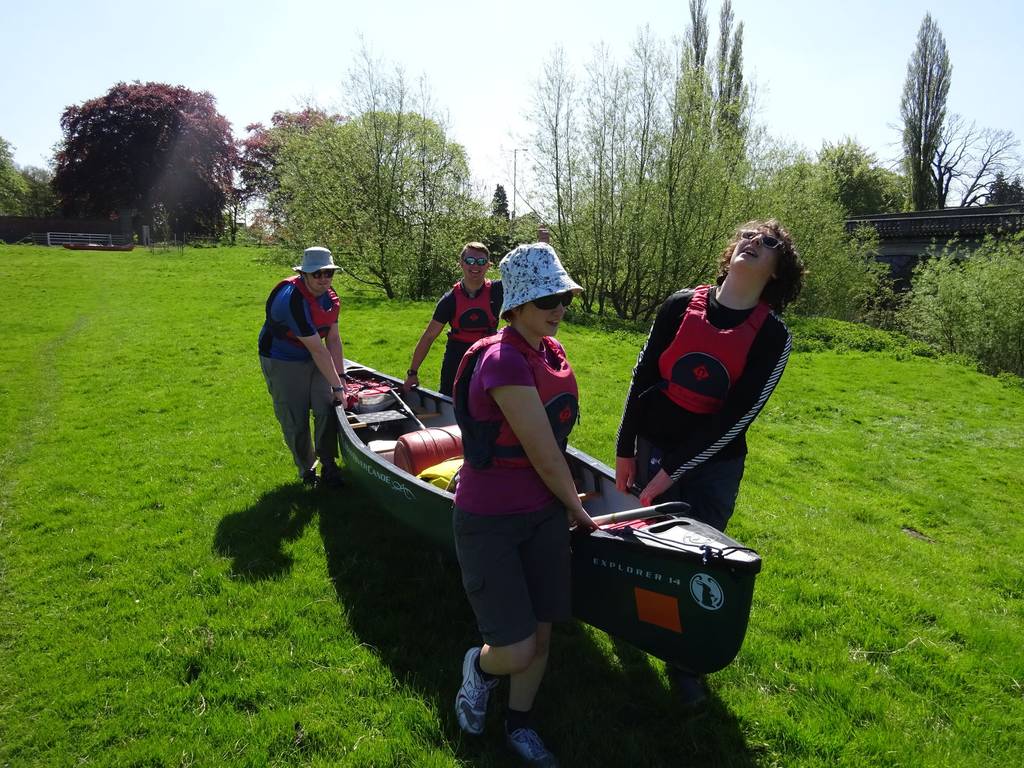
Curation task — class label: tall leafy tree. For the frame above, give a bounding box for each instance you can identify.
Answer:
[714,0,746,134]
[533,3,753,321]
[0,136,28,215]
[238,108,343,222]
[17,166,59,217]
[53,82,236,236]
[818,139,906,215]
[900,13,951,210]
[271,49,480,299]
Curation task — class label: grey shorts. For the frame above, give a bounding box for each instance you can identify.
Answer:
[453,502,571,647]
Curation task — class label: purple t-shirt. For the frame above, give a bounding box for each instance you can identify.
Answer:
[454,333,567,516]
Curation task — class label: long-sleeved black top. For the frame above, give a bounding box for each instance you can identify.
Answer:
[615,286,792,480]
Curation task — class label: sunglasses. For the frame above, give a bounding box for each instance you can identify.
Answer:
[462,256,489,266]
[532,291,574,310]
[739,230,784,250]
[310,269,337,279]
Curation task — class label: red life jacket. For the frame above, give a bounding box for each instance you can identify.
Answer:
[453,327,579,469]
[449,280,498,344]
[265,275,340,348]
[657,285,770,414]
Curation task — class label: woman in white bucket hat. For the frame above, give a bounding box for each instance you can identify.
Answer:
[257,246,348,488]
[449,242,596,767]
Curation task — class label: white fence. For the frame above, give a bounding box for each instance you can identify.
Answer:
[33,232,132,246]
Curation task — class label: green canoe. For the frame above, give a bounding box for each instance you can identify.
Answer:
[336,362,762,674]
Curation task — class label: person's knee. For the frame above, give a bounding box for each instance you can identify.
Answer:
[532,629,552,658]
[502,634,539,673]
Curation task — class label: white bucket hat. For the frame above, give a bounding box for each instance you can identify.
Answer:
[293,246,339,273]
[499,243,583,315]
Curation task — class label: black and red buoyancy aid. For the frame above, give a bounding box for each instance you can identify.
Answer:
[449,280,498,344]
[658,285,770,414]
[265,275,340,347]
[454,328,579,469]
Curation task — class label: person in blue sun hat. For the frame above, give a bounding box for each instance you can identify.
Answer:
[258,246,348,488]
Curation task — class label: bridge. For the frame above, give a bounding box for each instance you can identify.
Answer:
[845,204,1024,287]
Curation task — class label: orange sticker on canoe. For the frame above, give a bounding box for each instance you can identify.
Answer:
[634,586,682,633]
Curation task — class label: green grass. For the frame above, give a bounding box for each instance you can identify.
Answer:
[1,244,1022,767]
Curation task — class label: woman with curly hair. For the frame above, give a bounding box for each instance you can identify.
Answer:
[614,219,805,706]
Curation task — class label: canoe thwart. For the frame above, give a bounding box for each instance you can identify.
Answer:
[347,409,413,427]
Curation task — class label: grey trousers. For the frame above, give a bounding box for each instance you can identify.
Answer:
[260,356,339,478]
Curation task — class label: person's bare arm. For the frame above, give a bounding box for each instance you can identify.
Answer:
[491,385,596,530]
[404,320,445,391]
[297,333,346,399]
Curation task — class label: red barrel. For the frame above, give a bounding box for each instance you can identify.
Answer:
[394,427,463,476]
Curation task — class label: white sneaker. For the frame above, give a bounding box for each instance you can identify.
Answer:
[506,726,559,767]
[454,647,498,735]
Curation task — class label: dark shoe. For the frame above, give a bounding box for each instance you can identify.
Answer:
[319,467,345,489]
[505,726,559,767]
[300,468,318,488]
[668,667,708,709]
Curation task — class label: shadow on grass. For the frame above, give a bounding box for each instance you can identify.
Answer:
[213,484,318,580]
[318,484,759,768]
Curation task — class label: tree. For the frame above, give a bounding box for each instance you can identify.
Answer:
[271,49,480,299]
[53,82,236,236]
[491,184,510,219]
[532,4,754,321]
[714,0,746,135]
[750,149,888,320]
[987,172,1024,205]
[900,13,951,210]
[0,136,28,215]
[238,108,343,223]
[17,166,58,217]
[817,139,906,215]
[932,115,1020,207]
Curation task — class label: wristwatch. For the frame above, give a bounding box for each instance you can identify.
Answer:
[407,368,418,376]
[331,385,345,393]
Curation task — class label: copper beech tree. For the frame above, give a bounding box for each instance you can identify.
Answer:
[54,82,236,237]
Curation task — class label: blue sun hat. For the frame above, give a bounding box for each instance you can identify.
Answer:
[499,243,582,315]
[293,246,339,273]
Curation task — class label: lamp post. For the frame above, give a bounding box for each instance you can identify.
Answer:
[512,147,528,228]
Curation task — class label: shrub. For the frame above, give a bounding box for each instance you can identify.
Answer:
[900,233,1024,376]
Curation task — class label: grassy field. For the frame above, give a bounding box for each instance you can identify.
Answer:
[1,244,1022,767]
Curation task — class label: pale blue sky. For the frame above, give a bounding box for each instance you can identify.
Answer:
[2,0,1020,195]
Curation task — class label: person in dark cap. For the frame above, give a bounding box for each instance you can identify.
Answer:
[258,246,347,488]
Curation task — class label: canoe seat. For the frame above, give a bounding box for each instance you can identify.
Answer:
[394,426,463,476]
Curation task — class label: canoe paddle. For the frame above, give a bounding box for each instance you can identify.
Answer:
[590,501,690,528]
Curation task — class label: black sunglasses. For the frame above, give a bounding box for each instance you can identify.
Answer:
[739,230,784,250]
[310,269,337,279]
[532,291,574,310]
[462,255,489,266]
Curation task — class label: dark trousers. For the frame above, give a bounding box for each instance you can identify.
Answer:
[634,437,745,532]
[636,437,745,682]
[439,338,472,397]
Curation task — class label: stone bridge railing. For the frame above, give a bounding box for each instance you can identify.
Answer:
[845,204,1024,241]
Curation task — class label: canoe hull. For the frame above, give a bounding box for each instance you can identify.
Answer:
[336,362,761,673]
[572,523,756,673]
[339,422,455,548]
